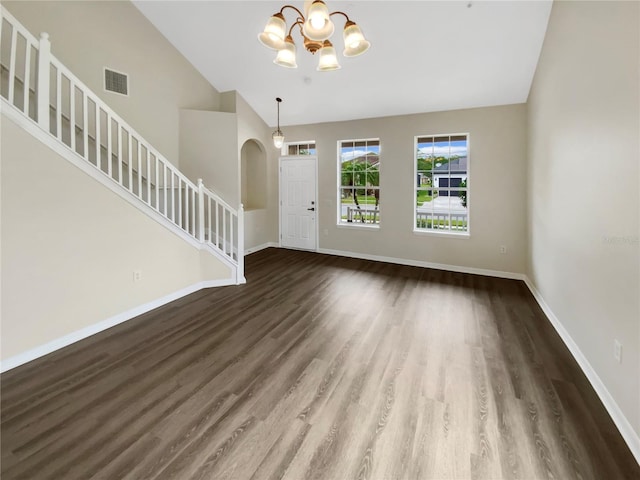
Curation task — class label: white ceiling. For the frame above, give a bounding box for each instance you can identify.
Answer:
[133,1,552,128]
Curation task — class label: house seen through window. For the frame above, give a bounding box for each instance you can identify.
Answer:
[338,139,380,226]
[415,134,468,234]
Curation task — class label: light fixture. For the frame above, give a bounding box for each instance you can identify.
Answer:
[258,1,370,72]
[274,35,298,68]
[272,97,285,149]
[317,40,340,71]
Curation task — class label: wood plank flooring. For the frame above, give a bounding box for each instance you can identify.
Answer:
[2,248,638,479]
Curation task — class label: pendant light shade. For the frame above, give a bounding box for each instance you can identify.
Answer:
[317,40,340,71]
[273,131,285,149]
[342,20,370,57]
[272,98,285,148]
[258,13,287,50]
[274,35,298,68]
[302,1,334,41]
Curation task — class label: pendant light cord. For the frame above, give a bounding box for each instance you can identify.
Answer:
[276,97,282,131]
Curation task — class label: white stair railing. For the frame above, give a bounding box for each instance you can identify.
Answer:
[198,180,244,281]
[0,6,244,281]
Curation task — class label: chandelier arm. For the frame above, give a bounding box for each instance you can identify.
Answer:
[279,4,306,20]
[288,19,304,37]
[329,11,351,24]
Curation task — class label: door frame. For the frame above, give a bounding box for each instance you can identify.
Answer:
[278,155,319,252]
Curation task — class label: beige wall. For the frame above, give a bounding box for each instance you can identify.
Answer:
[1,116,231,361]
[527,1,639,436]
[241,139,267,210]
[3,0,221,164]
[180,110,240,208]
[179,92,278,252]
[283,104,528,273]
[235,92,280,250]
[179,109,239,206]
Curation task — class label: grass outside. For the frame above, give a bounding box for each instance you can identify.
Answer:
[416,190,434,206]
[341,195,378,205]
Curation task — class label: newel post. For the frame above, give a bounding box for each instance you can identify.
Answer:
[36,32,51,132]
[237,203,245,284]
[197,178,205,243]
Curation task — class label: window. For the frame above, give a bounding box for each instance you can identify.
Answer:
[338,138,380,226]
[283,141,316,156]
[415,134,468,234]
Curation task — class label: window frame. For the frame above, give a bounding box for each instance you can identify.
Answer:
[281,140,317,156]
[337,137,381,229]
[413,133,470,237]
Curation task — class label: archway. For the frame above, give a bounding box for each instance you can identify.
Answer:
[240,139,267,209]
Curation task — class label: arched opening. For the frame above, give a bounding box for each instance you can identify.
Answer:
[240,139,267,209]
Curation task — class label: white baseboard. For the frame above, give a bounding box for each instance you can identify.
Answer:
[316,247,526,280]
[0,278,236,373]
[245,242,278,255]
[523,276,640,465]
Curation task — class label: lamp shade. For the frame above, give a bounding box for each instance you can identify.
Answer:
[258,13,286,50]
[317,40,341,71]
[274,35,298,68]
[302,1,334,41]
[273,130,285,148]
[342,21,370,57]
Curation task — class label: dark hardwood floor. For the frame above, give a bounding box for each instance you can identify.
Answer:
[1,248,638,479]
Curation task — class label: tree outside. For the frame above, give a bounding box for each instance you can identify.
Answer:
[341,159,379,223]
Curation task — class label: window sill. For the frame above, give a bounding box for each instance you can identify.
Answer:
[337,223,380,230]
[413,229,470,239]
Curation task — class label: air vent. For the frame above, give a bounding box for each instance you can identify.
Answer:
[104,68,128,96]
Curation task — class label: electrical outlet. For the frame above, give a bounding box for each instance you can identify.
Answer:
[133,270,142,282]
[499,245,507,254]
[614,340,622,364]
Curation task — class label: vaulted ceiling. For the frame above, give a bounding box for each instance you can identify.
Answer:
[133,1,552,128]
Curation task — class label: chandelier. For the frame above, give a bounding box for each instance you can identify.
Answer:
[258,0,370,71]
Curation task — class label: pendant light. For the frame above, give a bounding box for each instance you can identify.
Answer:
[272,97,285,149]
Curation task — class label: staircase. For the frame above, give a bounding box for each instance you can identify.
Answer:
[0,6,244,283]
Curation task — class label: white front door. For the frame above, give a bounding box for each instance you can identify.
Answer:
[280,156,317,251]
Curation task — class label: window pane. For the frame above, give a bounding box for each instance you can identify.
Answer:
[339,139,381,226]
[417,156,433,171]
[353,170,367,187]
[417,137,433,158]
[340,188,379,225]
[285,142,316,156]
[368,169,380,187]
[416,171,431,188]
[415,134,468,233]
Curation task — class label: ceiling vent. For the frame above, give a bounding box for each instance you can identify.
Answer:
[104,68,129,96]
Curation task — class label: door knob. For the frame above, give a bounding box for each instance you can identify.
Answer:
[307,207,315,211]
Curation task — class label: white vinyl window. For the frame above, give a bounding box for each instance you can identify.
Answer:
[283,141,316,156]
[414,134,469,234]
[338,138,380,227]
